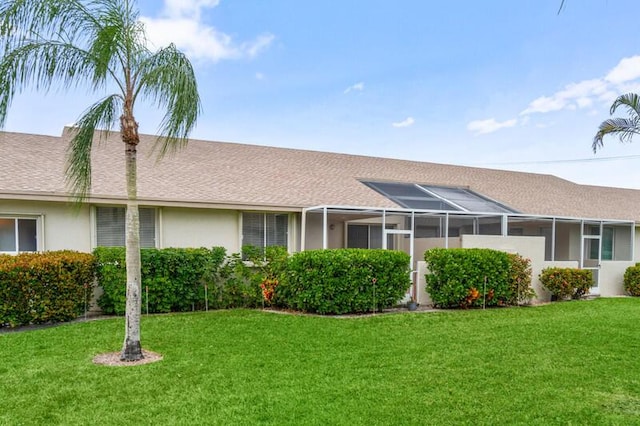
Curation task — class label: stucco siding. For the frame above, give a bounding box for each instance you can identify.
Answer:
[160,207,239,252]
[599,262,633,296]
[1,200,91,252]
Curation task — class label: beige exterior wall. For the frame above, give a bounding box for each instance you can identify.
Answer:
[598,262,633,296]
[1,200,299,255]
[160,207,240,252]
[1,200,92,252]
[304,213,345,250]
[410,237,461,264]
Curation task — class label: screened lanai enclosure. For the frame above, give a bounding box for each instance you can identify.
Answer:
[300,182,636,301]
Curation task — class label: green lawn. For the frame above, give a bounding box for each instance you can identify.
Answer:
[2,299,640,425]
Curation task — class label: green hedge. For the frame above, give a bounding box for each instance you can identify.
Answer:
[539,267,593,300]
[95,246,278,314]
[0,251,96,327]
[624,263,640,296]
[95,247,228,314]
[278,249,411,314]
[424,248,533,308]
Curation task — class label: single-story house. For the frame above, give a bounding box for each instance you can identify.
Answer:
[2,127,640,303]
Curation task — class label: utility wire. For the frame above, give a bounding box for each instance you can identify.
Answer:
[477,154,640,167]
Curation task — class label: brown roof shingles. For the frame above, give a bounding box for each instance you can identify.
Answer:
[1,128,640,222]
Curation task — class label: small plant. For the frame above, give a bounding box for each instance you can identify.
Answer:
[260,278,278,304]
[623,264,640,296]
[539,267,593,301]
[424,248,511,308]
[506,253,535,305]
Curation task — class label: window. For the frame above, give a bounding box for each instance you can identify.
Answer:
[347,224,395,249]
[96,207,156,248]
[242,212,288,251]
[0,217,38,253]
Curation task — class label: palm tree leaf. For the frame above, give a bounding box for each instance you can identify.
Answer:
[135,43,201,157]
[609,93,640,118]
[0,41,105,127]
[65,94,122,203]
[592,117,640,152]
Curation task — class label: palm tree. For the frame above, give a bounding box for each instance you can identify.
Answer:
[593,93,640,153]
[0,0,201,361]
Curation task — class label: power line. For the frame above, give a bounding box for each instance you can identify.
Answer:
[477,154,640,166]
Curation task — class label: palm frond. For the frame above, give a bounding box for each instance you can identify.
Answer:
[135,43,201,157]
[609,93,640,119]
[0,0,95,46]
[592,117,640,153]
[65,94,122,204]
[0,41,103,127]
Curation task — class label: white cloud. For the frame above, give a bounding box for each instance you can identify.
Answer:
[392,117,415,128]
[605,56,640,84]
[141,1,274,62]
[343,82,364,94]
[470,56,640,134]
[164,0,220,19]
[520,78,608,115]
[255,72,264,80]
[467,118,517,135]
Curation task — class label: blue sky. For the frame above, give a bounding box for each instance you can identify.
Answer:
[5,0,640,189]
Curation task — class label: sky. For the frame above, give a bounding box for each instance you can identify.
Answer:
[5,0,640,189]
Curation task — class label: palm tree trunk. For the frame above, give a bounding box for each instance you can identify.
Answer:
[120,111,143,361]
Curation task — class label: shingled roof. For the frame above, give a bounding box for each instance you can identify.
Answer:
[2,128,640,222]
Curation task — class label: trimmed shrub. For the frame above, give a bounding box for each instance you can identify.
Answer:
[539,267,593,300]
[95,247,227,314]
[424,248,512,308]
[507,253,536,305]
[623,263,640,296]
[0,251,96,327]
[278,249,411,314]
[95,246,285,314]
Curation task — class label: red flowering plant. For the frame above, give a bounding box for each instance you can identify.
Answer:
[260,278,278,304]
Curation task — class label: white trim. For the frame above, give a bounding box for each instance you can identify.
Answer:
[156,207,163,249]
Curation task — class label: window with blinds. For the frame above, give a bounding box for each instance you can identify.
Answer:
[242,212,288,251]
[96,207,156,248]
